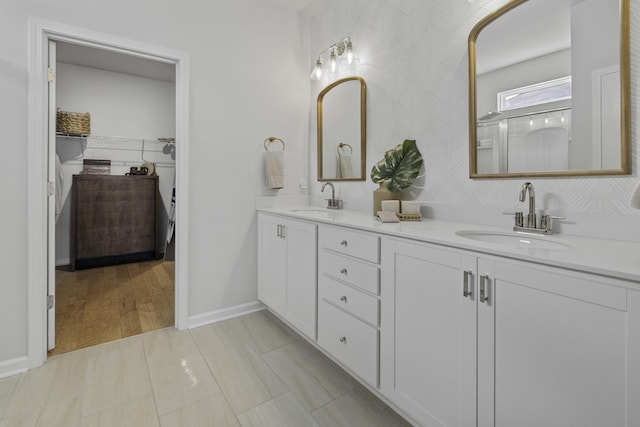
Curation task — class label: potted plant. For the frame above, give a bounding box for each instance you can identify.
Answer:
[370,139,423,215]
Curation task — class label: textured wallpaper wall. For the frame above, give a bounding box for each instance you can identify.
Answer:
[307,0,640,242]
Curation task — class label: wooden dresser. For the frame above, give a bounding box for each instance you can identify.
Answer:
[70,174,159,270]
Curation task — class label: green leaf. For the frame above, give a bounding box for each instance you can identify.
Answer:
[370,140,423,192]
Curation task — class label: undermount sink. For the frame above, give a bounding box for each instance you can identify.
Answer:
[456,230,571,250]
[289,208,328,214]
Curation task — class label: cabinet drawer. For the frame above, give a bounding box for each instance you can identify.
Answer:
[318,300,379,387]
[319,226,380,263]
[319,275,379,326]
[319,250,380,295]
[318,301,378,387]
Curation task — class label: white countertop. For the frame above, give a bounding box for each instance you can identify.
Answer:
[258,206,640,284]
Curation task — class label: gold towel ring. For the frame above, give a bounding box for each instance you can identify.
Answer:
[337,142,352,155]
[264,136,285,151]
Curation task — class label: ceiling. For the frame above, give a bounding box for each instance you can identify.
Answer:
[55,0,320,81]
[56,41,176,83]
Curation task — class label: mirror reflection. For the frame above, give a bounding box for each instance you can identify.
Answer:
[469,0,630,178]
[317,77,366,181]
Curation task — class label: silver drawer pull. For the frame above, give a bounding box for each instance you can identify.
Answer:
[340,240,348,247]
[340,268,348,275]
[463,270,473,298]
[480,274,490,304]
[339,336,347,343]
[339,295,347,302]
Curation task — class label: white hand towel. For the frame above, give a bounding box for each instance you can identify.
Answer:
[630,180,640,209]
[266,150,284,189]
[339,153,353,178]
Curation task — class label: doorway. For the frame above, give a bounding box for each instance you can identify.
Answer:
[49,40,178,355]
[27,18,190,368]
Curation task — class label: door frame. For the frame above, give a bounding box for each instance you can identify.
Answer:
[27,17,190,368]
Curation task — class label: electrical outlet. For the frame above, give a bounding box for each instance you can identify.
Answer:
[299,178,307,190]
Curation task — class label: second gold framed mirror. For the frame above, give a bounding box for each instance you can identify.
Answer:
[468,0,630,178]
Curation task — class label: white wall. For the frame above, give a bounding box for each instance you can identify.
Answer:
[55,63,176,265]
[305,0,640,242]
[571,0,620,169]
[56,62,176,138]
[0,0,309,369]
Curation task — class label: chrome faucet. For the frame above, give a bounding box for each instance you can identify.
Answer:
[519,182,536,228]
[506,181,565,234]
[321,182,342,209]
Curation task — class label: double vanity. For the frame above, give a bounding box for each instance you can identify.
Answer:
[257,206,640,427]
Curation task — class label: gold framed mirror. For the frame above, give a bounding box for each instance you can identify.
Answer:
[317,77,367,181]
[468,0,630,178]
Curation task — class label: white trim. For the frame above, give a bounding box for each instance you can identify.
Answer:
[27,17,190,369]
[55,257,70,267]
[592,65,620,169]
[0,357,29,380]
[188,301,266,329]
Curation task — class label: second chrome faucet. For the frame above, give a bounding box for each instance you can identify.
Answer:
[512,182,564,235]
[519,182,536,228]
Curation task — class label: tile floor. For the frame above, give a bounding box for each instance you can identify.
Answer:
[0,311,412,427]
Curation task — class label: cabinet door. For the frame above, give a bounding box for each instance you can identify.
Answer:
[479,260,637,427]
[258,214,286,313]
[383,238,477,427]
[283,219,317,340]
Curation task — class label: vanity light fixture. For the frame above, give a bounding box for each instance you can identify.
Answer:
[310,36,357,80]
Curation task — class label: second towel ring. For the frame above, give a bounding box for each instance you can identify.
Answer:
[264,136,285,151]
[337,142,352,155]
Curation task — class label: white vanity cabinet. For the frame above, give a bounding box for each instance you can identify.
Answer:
[380,237,478,427]
[257,212,317,340]
[478,259,640,427]
[381,235,640,427]
[317,225,381,387]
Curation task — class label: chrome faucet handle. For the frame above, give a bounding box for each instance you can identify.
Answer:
[540,215,566,232]
[503,211,524,227]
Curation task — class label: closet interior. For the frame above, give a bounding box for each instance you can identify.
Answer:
[51,41,177,355]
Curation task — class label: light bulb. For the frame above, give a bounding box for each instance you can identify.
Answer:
[329,48,338,73]
[310,58,322,80]
[345,40,354,65]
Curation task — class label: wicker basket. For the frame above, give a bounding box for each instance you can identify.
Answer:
[56,108,90,135]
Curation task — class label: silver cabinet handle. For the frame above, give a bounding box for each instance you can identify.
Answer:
[340,268,347,275]
[340,240,348,247]
[281,225,285,239]
[339,295,347,302]
[277,224,281,238]
[339,336,347,343]
[480,274,490,304]
[463,270,473,298]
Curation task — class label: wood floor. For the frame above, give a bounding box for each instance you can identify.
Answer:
[49,260,175,356]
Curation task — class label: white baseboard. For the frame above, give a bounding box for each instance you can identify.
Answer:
[56,257,70,267]
[187,300,265,329]
[0,356,28,379]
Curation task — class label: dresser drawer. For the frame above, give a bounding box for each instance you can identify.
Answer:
[319,250,380,295]
[319,275,379,326]
[318,226,380,263]
[318,300,379,387]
